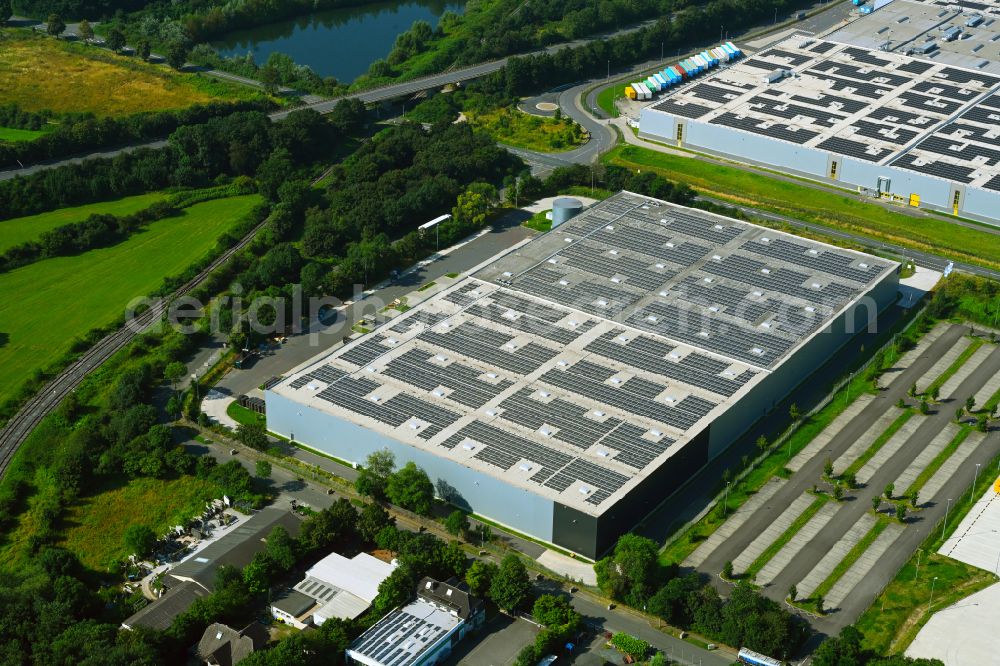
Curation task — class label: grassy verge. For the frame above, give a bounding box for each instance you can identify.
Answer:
[595,85,621,117]
[905,428,972,497]
[467,107,586,152]
[923,337,983,397]
[523,210,552,232]
[660,373,876,566]
[0,191,167,253]
[226,401,265,427]
[842,410,913,478]
[744,496,828,578]
[857,448,1000,654]
[0,194,261,406]
[605,145,1000,272]
[417,281,436,291]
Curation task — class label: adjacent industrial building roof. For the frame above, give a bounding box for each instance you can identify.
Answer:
[346,578,480,666]
[644,34,1000,191]
[271,192,895,517]
[168,508,303,592]
[121,580,208,631]
[288,552,398,622]
[195,622,268,666]
[826,0,1000,75]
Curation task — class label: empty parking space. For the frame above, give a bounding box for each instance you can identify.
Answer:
[920,431,986,501]
[683,478,786,568]
[825,522,905,609]
[915,336,972,393]
[756,502,839,587]
[892,423,960,493]
[449,615,538,666]
[856,416,924,485]
[881,324,948,388]
[796,514,877,599]
[973,368,1000,409]
[733,494,814,573]
[788,394,873,473]
[832,409,900,474]
[939,344,993,398]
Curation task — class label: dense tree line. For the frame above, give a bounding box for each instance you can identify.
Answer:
[0,99,273,170]
[188,47,342,96]
[0,101,364,220]
[487,0,795,98]
[0,103,52,131]
[595,536,808,660]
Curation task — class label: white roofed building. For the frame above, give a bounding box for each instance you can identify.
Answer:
[271,552,397,629]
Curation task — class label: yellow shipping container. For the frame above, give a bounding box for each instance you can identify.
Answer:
[625,86,637,100]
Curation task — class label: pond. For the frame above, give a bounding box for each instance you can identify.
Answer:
[212,0,465,83]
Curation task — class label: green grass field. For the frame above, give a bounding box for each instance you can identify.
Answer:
[0,192,167,253]
[0,194,260,406]
[605,145,1000,271]
[468,107,586,152]
[0,30,261,116]
[0,126,48,142]
[59,476,222,571]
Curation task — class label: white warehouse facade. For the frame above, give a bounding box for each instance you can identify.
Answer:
[267,192,899,558]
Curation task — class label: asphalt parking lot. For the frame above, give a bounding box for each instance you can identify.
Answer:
[445,615,539,666]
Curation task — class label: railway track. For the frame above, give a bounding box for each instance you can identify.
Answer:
[0,189,297,477]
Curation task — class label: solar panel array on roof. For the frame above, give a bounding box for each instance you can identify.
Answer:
[272,191,896,515]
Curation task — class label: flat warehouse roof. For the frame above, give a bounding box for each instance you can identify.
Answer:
[271,192,895,516]
[644,34,1000,191]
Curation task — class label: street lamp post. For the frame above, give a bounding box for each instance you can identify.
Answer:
[914,548,923,581]
[191,374,199,401]
[724,480,731,516]
[942,498,952,540]
[972,463,981,503]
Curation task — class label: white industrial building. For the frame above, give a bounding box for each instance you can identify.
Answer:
[267,191,899,558]
[638,0,1000,225]
[345,578,484,666]
[271,552,397,629]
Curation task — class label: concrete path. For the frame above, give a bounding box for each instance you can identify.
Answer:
[788,394,874,473]
[202,389,238,430]
[796,513,877,599]
[920,431,987,502]
[973,362,1000,410]
[907,581,1000,666]
[857,415,924,485]
[916,336,972,393]
[733,494,815,574]
[893,423,960,494]
[831,408,903,475]
[939,344,993,398]
[882,323,949,387]
[938,480,1000,571]
[682,478,787,568]
[756,502,839,587]
[536,550,597,586]
[825,522,905,609]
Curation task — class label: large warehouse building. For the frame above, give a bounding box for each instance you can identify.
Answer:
[638,0,1000,225]
[267,192,899,558]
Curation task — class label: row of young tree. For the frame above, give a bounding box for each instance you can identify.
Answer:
[0,99,271,170]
